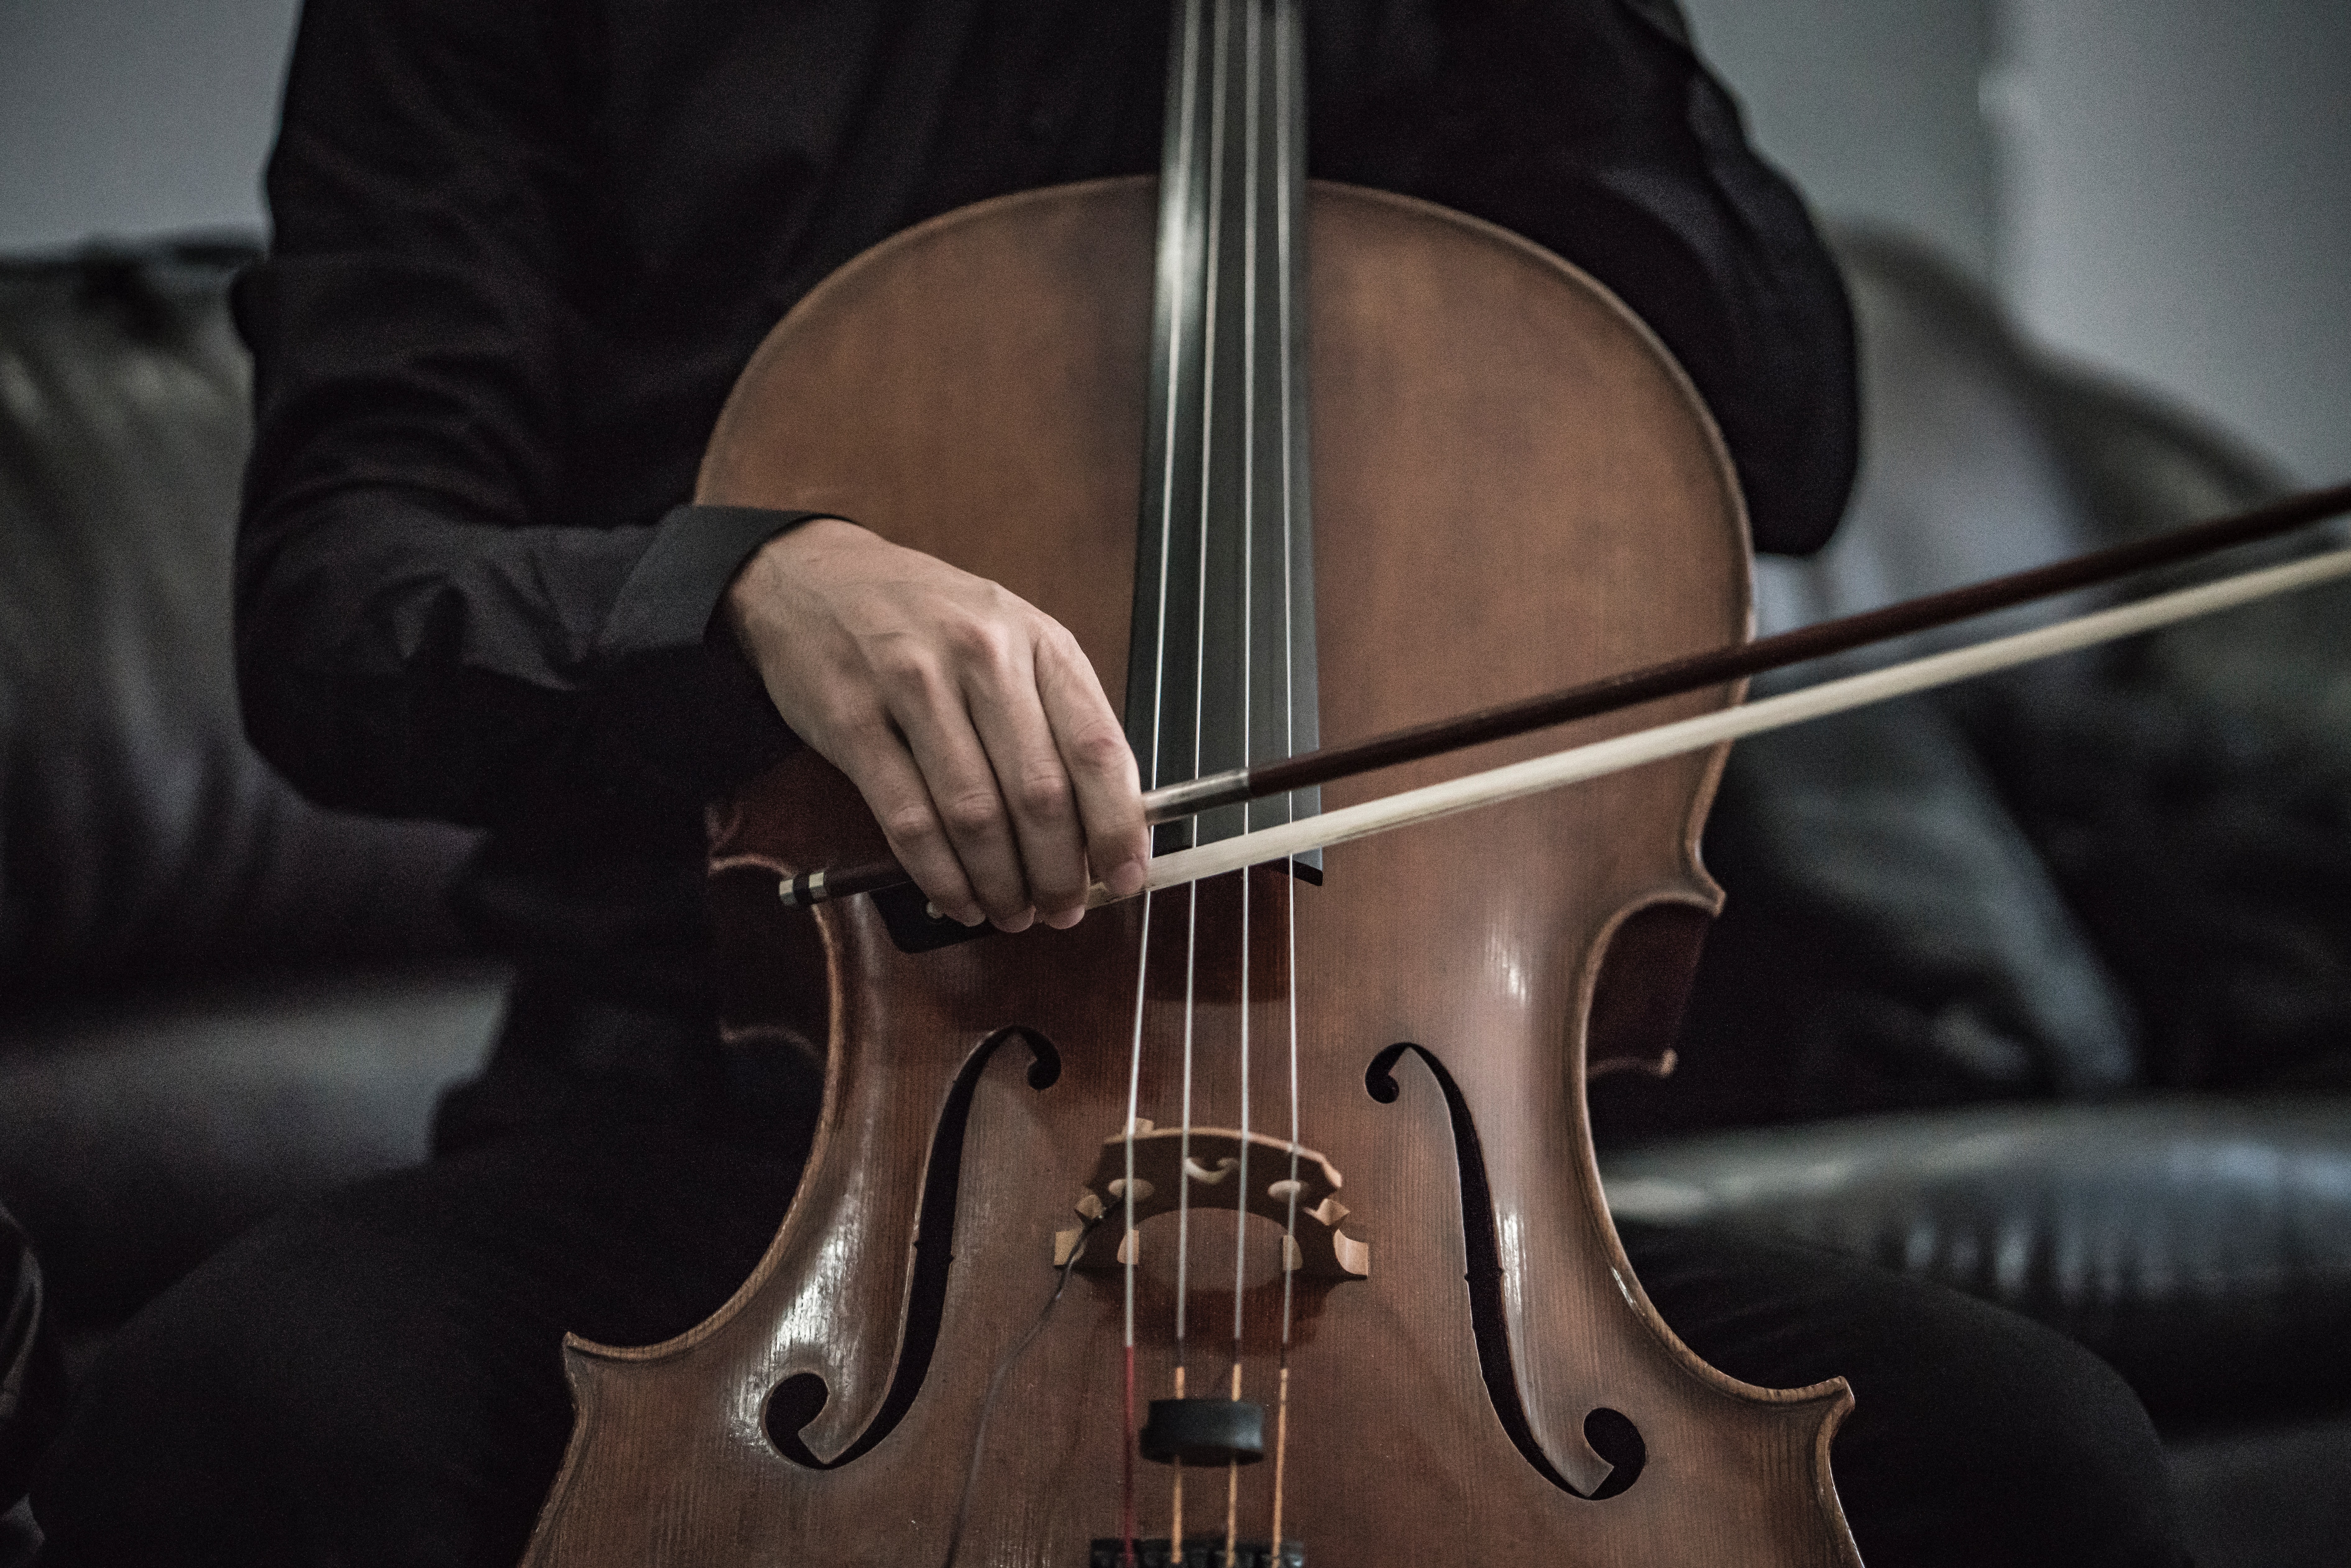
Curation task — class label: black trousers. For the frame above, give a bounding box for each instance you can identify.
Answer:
[31,1112,2185,1567]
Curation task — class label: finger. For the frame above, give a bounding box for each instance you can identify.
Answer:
[1036,627,1148,902]
[883,649,1036,931]
[830,718,986,927]
[962,633,1092,928]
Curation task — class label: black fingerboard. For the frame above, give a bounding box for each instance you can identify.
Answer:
[1123,0,1321,873]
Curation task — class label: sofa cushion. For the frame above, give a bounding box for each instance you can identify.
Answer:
[1600,1098,2351,1420]
[0,966,504,1336]
[0,244,479,1006]
[1957,664,2351,1091]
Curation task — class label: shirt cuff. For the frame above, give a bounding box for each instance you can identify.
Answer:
[591,503,833,797]
[597,504,830,661]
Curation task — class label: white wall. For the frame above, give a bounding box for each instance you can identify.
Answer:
[1690,0,2351,487]
[0,0,299,252]
[1680,0,1998,281]
[1991,0,2351,485]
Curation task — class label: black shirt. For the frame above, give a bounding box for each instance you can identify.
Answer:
[232,0,1857,1016]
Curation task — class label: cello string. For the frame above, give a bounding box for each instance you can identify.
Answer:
[1120,886,1154,1563]
[1132,1,1203,1557]
[1176,0,1235,1345]
[1176,3,1236,1553]
[1231,0,1263,1356]
[1269,1,1303,1556]
[1146,0,1207,819]
[1171,879,1200,1554]
[1226,8,1264,1563]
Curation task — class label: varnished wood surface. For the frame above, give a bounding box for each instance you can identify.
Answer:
[522,179,1860,1568]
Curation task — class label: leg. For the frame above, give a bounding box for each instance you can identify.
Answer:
[1620,1219,2188,1568]
[31,1119,809,1568]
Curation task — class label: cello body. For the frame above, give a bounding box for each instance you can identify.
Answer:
[521,177,1860,1567]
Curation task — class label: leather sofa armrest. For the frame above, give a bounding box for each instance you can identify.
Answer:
[1601,1097,2351,1420]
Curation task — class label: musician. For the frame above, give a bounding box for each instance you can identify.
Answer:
[29,2,2184,1565]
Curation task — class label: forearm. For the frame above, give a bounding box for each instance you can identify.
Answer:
[235,487,804,830]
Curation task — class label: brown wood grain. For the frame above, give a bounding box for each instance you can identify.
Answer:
[522,179,1860,1568]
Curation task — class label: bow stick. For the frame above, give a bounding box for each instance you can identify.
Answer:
[776,483,2351,912]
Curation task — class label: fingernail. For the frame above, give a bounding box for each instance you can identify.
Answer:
[1107,858,1147,898]
[994,908,1037,934]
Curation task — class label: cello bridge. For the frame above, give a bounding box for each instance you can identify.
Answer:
[1053,1125,1369,1281]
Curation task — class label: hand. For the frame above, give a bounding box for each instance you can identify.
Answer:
[722,518,1148,931]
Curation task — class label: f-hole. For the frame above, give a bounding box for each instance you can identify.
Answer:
[765,1026,1063,1469]
[1365,1043,1646,1500]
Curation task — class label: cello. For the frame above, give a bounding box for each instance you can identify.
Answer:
[527,1,1867,1560]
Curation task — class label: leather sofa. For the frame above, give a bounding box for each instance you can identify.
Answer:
[2,235,2345,1565]
[1592,235,2351,1566]
[0,243,507,1561]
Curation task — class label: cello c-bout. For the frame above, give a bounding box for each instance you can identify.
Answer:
[523,4,1861,1563]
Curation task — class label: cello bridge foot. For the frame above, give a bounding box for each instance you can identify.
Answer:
[1090,1540,1304,1568]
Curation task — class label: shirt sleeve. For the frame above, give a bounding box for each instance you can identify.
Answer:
[1623,0,1860,555]
[231,0,808,836]
[1311,0,1860,557]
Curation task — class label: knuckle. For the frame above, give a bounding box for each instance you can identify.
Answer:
[939,788,1003,839]
[871,639,942,696]
[1065,724,1130,776]
[880,803,942,847]
[1012,768,1073,820]
[946,612,1016,668]
[826,700,890,744]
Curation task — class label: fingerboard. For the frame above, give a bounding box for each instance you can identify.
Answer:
[1123,0,1321,870]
